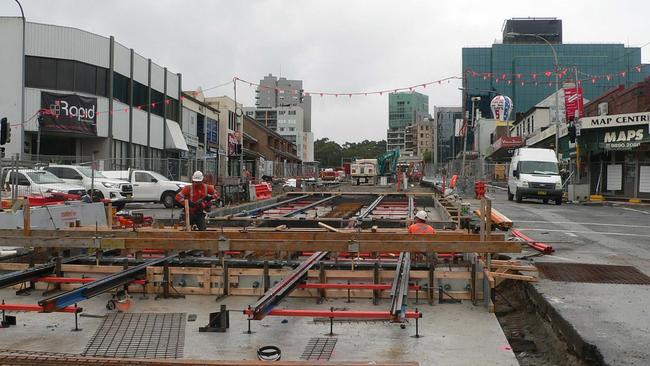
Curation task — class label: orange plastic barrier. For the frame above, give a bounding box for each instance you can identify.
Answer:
[254,183,272,200]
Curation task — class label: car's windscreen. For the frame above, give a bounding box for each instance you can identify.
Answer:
[26,171,64,184]
[519,161,559,175]
[78,167,107,178]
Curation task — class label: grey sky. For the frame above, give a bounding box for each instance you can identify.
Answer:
[2,0,648,143]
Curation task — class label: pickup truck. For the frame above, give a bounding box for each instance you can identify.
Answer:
[102,169,188,208]
[43,165,132,209]
[3,169,87,198]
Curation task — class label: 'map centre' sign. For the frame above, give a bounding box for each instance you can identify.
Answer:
[579,112,650,130]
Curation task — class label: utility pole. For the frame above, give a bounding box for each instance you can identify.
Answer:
[15,0,26,161]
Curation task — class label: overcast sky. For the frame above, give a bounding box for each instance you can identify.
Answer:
[1,0,648,143]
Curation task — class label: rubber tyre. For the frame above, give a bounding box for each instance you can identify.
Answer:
[515,189,523,203]
[162,192,176,208]
[543,198,549,204]
[114,202,126,211]
[507,188,514,201]
[555,199,562,206]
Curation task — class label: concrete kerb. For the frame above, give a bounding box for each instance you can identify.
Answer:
[521,281,606,365]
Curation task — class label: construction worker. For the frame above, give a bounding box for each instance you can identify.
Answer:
[408,210,436,234]
[175,171,219,231]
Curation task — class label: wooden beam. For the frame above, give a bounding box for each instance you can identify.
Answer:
[318,222,341,233]
[0,229,506,242]
[0,235,520,253]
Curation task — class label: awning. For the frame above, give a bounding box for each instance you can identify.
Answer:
[486,136,525,160]
[165,121,189,151]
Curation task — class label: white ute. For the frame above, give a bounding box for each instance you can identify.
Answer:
[43,165,132,209]
[102,169,188,208]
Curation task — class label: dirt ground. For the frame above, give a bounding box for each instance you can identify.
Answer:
[495,282,589,366]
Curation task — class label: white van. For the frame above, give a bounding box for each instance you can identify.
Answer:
[508,148,563,205]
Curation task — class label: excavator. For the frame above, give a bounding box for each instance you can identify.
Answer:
[377,150,400,178]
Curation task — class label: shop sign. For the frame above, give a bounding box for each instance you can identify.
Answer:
[600,128,648,151]
[40,92,97,135]
[580,112,650,130]
[183,133,199,147]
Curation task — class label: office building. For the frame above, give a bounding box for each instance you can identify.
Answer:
[387,92,429,152]
[433,106,463,162]
[251,74,314,162]
[462,18,647,122]
[0,17,186,170]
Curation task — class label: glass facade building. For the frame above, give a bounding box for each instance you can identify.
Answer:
[387,92,429,152]
[462,43,647,118]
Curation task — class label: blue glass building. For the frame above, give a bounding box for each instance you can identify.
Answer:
[463,43,647,119]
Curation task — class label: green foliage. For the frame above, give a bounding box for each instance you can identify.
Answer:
[314,138,387,168]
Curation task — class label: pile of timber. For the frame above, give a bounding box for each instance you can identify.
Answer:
[473,208,513,230]
[483,259,538,288]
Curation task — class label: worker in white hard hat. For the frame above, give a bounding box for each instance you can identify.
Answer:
[175,171,219,231]
[408,210,436,234]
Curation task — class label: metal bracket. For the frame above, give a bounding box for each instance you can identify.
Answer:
[347,240,359,253]
[218,236,230,252]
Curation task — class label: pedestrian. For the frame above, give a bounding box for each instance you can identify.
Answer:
[175,171,219,231]
[408,210,436,234]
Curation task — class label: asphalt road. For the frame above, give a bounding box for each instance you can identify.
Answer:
[487,190,650,366]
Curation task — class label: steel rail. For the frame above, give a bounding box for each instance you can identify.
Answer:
[357,195,385,220]
[0,255,84,289]
[282,195,338,217]
[249,251,328,320]
[389,252,411,322]
[38,253,178,312]
[233,194,310,217]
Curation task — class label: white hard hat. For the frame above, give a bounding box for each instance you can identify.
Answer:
[415,210,428,221]
[192,171,204,182]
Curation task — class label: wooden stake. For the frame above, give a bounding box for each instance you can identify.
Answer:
[106,202,113,228]
[184,200,191,231]
[23,199,31,236]
[318,222,341,233]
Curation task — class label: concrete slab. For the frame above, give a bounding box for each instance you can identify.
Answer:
[0,289,517,365]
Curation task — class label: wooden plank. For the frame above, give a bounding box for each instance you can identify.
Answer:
[318,222,341,233]
[488,271,538,282]
[490,264,538,272]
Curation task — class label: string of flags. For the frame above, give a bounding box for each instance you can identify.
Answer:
[234,76,462,98]
[465,63,648,87]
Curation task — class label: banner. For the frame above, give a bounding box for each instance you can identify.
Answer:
[228,131,238,156]
[564,87,584,122]
[40,92,97,135]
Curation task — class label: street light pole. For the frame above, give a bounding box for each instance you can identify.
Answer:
[15,0,25,161]
[506,32,561,159]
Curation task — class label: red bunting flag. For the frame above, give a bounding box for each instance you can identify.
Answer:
[636,66,642,72]
[507,80,512,85]
[606,75,611,81]
[516,74,522,79]
[532,73,537,80]
[520,81,525,86]
[544,71,552,77]
[592,78,596,84]
[501,73,506,80]
[620,71,626,77]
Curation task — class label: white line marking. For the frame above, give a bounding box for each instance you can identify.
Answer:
[517,228,650,238]
[514,220,649,228]
[565,232,578,237]
[620,207,650,215]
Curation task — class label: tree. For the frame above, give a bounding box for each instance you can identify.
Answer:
[314,138,387,168]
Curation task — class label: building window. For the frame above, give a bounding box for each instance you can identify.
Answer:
[132,81,148,109]
[228,111,236,131]
[165,97,179,121]
[151,89,164,117]
[25,56,109,97]
[113,72,130,104]
[288,110,296,115]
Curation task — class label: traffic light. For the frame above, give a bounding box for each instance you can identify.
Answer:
[568,123,576,143]
[0,118,10,145]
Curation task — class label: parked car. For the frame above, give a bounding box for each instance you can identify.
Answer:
[3,169,87,198]
[102,169,188,208]
[508,148,563,205]
[42,165,132,209]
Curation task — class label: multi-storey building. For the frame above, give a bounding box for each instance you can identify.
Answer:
[0,17,185,172]
[387,92,429,152]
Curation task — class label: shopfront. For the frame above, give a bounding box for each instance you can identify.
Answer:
[574,112,650,199]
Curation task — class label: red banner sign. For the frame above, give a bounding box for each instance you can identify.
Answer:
[564,87,584,122]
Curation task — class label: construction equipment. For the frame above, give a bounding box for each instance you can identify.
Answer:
[350,159,377,185]
[377,150,400,177]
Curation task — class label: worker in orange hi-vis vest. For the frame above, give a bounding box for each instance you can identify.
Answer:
[175,171,219,231]
[408,210,436,234]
